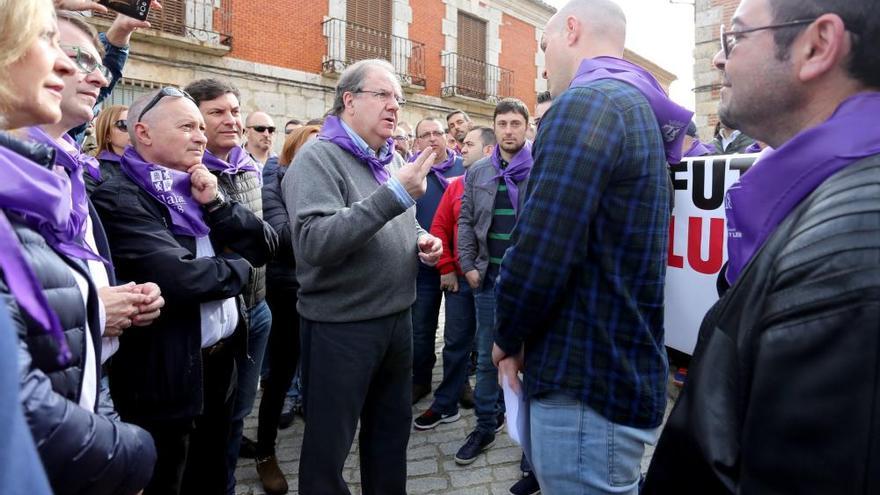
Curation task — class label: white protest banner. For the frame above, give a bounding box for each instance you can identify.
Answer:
[664,154,758,354]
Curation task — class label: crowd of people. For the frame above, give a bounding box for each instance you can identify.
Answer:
[0,0,878,494]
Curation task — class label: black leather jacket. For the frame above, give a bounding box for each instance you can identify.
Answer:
[644,155,880,494]
[0,133,156,495]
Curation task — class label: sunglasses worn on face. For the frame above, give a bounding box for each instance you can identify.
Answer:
[138,87,195,122]
[60,44,111,79]
[248,125,276,134]
[113,119,128,132]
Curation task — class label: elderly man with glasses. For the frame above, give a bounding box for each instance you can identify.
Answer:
[92,87,276,494]
[282,58,442,494]
[644,0,880,493]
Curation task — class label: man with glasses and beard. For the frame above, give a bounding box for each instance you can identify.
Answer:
[644,0,880,493]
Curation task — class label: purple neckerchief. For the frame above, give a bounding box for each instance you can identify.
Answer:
[0,140,104,264]
[203,146,260,176]
[119,146,210,237]
[683,140,713,158]
[485,141,533,213]
[744,142,763,154]
[725,92,880,284]
[0,211,71,365]
[96,149,121,163]
[569,57,694,164]
[27,127,96,238]
[409,148,458,188]
[319,115,393,184]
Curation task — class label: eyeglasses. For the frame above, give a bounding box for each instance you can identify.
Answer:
[720,18,817,58]
[137,87,195,122]
[60,44,111,79]
[248,125,276,134]
[113,119,128,132]
[353,89,406,106]
[392,135,410,142]
[417,130,445,140]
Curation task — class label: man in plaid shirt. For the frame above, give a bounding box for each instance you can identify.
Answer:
[491,0,690,492]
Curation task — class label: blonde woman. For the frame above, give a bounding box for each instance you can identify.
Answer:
[0,1,156,494]
[86,104,128,193]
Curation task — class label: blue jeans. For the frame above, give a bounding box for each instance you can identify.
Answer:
[473,276,503,434]
[430,277,476,415]
[529,392,659,494]
[411,266,442,387]
[225,300,272,493]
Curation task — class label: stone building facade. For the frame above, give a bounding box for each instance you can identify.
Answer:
[693,0,739,140]
[86,0,674,153]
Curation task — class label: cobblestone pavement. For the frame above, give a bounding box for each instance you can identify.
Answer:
[234,306,678,494]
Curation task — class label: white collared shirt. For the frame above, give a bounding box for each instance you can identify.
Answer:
[195,236,239,348]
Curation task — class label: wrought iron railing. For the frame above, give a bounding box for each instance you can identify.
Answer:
[94,0,232,47]
[322,18,426,87]
[441,52,513,103]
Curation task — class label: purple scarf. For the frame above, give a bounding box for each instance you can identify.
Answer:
[409,148,458,188]
[569,57,694,164]
[319,115,394,184]
[744,142,763,154]
[96,149,121,163]
[203,146,260,176]
[683,140,713,158]
[725,92,880,284]
[485,141,533,212]
[27,127,97,239]
[119,146,210,237]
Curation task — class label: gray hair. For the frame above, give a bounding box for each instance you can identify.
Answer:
[328,59,399,117]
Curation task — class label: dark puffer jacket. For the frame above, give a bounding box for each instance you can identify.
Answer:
[0,135,156,495]
[215,169,270,308]
[261,158,297,292]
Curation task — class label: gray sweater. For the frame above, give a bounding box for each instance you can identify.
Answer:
[283,139,424,322]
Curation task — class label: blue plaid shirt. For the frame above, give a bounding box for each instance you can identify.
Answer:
[494,79,670,428]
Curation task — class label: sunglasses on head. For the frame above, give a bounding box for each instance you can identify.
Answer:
[137,87,195,122]
[113,119,128,132]
[248,125,276,134]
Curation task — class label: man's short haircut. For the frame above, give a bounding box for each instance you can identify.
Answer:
[446,109,470,122]
[183,78,240,107]
[537,91,552,105]
[56,11,105,57]
[415,117,445,137]
[769,0,879,88]
[493,98,530,123]
[285,119,303,127]
[686,121,698,138]
[305,117,325,126]
[469,125,497,148]
[328,59,398,117]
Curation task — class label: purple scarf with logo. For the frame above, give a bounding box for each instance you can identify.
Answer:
[319,115,394,184]
[27,127,98,239]
[485,141,533,212]
[203,146,260,176]
[725,92,880,284]
[569,57,694,164]
[409,148,458,188]
[119,146,210,237]
[683,140,713,158]
[97,149,121,163]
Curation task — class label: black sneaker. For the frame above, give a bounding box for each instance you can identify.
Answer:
[509,472,540,495]
[495,411,505,433]
[454,430,495,465]
[413,409,461,430]
[239,435,257,459]
[279,396,296,430]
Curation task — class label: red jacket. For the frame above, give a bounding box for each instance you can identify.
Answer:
[430,176,464,276]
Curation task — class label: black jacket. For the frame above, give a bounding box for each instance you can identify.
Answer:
[644,155,880,494]
[0,134,155,495]
[261,158,297,292]
[92,171,275,421]
[84,157,123,196]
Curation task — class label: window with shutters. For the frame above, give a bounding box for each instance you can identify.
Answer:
[346,0,393,63]
[456,12,487,98]
[104,79,167,108]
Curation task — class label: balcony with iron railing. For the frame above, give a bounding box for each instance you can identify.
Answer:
[322,18,426,88]
[441,52,513,105]
[93,0,232,53]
